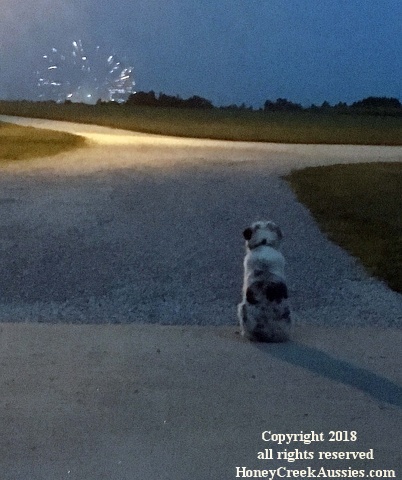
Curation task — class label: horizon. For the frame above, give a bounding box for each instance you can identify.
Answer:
[1,93,401,111]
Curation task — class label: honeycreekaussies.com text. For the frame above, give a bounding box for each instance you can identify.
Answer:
[235,466,396,479]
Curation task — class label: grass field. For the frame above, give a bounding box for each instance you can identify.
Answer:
[284,162,402,293]
[1,100,401,145]
[0,121,86,162]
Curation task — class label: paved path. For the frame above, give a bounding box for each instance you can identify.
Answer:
[0,115,401,479]
[0,323,401,479]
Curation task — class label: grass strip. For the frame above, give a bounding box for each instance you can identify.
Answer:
[1,101,401,145]
[0,121,86,162]
[284,162,402,293]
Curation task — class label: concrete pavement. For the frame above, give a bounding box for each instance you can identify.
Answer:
[0,323,401,479]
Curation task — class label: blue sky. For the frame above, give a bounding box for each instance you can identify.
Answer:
[0,0,400,107]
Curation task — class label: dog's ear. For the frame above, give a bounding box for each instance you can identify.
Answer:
[268,222,283,240]
[275,225,283,240]
[243,227,253,240]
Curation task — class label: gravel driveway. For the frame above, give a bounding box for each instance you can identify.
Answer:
[0,115,401,326]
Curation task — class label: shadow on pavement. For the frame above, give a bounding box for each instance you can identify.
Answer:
[256,342,402,408]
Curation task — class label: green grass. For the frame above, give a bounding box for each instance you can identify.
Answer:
[0,121,86,162]
[1,100,401,145]
[284,162,402,293]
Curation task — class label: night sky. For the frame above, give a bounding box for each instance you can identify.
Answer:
[0,0,401,107]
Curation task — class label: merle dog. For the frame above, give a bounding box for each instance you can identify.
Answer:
[238,220,292,342]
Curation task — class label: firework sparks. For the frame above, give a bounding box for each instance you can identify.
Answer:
[36,40,136,104]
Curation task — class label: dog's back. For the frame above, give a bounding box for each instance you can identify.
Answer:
[243,246,285,291]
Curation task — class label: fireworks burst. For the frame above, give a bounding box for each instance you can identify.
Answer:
[36,40,136,104]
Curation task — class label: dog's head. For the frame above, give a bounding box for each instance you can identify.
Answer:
[243,220,283,250]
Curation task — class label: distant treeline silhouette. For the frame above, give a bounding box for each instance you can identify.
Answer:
[126,92,402,116]
[126,91,213,109]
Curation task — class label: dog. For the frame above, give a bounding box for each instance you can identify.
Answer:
[238,220,292,342]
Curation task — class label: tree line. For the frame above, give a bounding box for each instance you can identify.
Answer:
[126,92,402,116]
[126,91,214,109]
